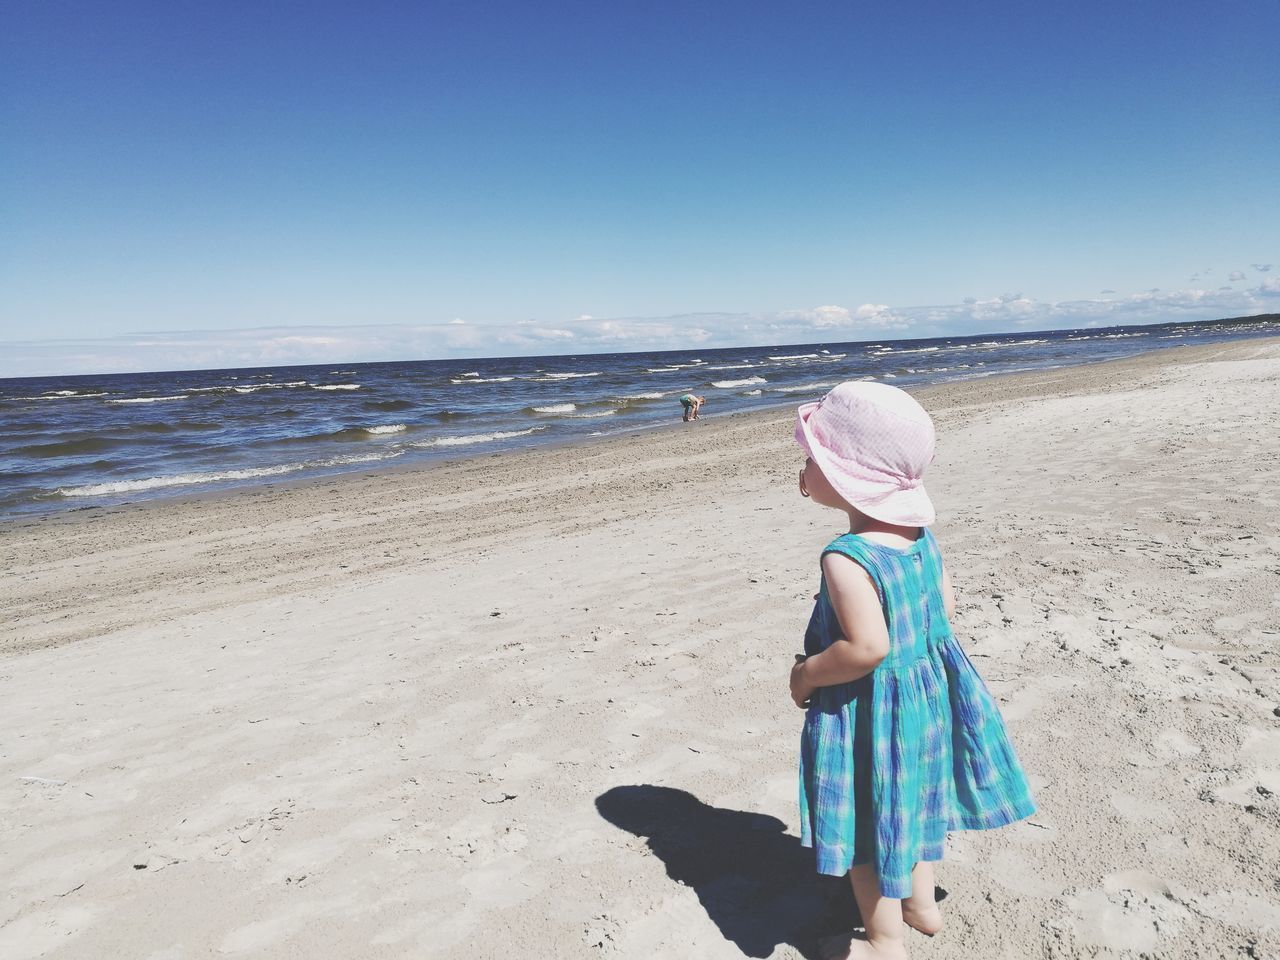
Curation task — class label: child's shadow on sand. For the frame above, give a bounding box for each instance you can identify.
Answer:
[595,785,855,958]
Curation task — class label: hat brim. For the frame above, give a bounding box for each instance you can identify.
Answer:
[795,401,936,526]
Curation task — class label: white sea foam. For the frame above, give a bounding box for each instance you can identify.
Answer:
[189,380,309,394]
[364,424,407,435]
[646,367,682,373]
[768,353,821,361]
[744,389,763,395]
[450,376,515,384]
[568,409,617,418]
[711,376,767,388]
[706,363,755,370]
[460,371,480,377]
[532,403,576,413]
[620,392,664,400]
[15,391,107,401]
[819,353,847,360]
[106,395,189,404]
[411,427,546,448]
[312,383,360,391]
[535,372,601,381]
[57,452,399,498]
[772,381,838,394]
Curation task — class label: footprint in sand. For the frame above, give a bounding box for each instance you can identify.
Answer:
[988,849,1063,898]
[1058,881,1190,953]
[1186,890,1280,935]
[1109,790,1176,826]
[0,904,97,959]
[1213,727,1280,805]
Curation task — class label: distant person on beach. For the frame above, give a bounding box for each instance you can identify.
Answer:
[679,393,705,421]
[788,381,1035,959]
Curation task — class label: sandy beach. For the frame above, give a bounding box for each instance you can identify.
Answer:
[2,339,1278,959]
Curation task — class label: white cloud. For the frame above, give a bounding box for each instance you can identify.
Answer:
[3,282,1276,377]
[1252,263,1273,272]
[1229,270,1247,281]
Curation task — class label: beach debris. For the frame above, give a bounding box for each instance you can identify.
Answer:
[131,850,182,873]
[19,776,67,787]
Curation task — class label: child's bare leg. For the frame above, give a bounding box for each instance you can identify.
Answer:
[818,864,909,960]
[901,862,943,936]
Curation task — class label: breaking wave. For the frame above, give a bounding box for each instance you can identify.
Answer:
[56,452,401,498]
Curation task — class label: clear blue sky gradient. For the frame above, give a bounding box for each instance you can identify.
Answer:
[2,1,1277,372]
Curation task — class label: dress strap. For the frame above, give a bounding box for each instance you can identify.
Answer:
[820,535,891,608]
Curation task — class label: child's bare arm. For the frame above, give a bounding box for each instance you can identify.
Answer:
[940,560,956,620]
[796,554,889,689]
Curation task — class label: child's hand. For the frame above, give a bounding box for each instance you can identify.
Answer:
[790,654,814,709]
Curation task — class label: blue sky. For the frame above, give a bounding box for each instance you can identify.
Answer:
[2,0,1277,375]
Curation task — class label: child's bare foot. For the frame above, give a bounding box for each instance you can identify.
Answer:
[901,900,943,936]
[817,932,910,960]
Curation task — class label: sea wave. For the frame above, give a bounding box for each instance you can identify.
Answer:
[772,381,838,394]
[188,380,309,394]
[768,353,821,361]
[131,420,223,433]
[409,427,547,448]
[706,363,755,371]
[11,390,108,402]
[530,403,576,413]
[16,436,127,458]
[711,376,767,388]
[364,399,415,411]
[56,451,400,498]
[106,395,189,404]
[973,339,1049,349]
[646,367,682,373]
[618,392,665,400]
[533,372,601,381]
[311,383,361,391]
[567,410,617,418]
[275,423,411,444]
[450,376,515,384]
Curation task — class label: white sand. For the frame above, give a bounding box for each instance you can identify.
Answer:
[2,339,1278,958]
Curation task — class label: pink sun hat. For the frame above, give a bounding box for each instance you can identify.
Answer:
[795,380,937,526]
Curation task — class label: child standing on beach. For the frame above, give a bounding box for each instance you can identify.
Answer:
[788,381,1035,959]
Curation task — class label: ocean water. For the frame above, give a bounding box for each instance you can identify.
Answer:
[2,316,1276,520]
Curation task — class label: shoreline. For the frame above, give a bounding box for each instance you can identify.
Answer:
[3,337,1277,659]
[7,330,1269,529]
[7,335,1274,536]
[2,336,1278,957]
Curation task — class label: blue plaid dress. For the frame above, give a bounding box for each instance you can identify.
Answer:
[797,530,1035,898]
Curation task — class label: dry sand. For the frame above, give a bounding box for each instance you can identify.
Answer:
[2,339,1278,959]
